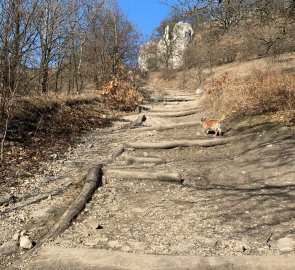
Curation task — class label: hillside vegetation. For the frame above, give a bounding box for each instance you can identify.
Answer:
[148,0,295,122]
[148,52,295,123]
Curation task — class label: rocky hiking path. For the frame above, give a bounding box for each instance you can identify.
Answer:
[1,87,295,269]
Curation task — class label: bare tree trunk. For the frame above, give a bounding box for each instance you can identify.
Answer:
[77,38,85,92]
[0,115,9,163]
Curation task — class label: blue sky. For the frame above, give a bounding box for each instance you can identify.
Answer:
[117,0,176,40]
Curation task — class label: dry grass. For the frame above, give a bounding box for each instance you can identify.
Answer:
[147,52,295,94]
[146,53,295,124]
[202,69,295,121]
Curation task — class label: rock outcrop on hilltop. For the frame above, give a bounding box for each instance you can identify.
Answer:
[138,22,193,72]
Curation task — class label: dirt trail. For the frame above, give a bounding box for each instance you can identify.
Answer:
[1,87,295,269]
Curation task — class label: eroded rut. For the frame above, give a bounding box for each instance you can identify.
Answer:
[1,88,295,269]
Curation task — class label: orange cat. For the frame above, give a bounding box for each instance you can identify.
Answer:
[200,115,225,136]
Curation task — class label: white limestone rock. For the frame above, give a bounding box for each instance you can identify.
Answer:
[20,235,33,249]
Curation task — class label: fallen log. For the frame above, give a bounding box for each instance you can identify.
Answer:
[125,138,231,149]
[41,165,103,243]
[123,155,165,165]
[104,169,183,183]
[149,109,198,118]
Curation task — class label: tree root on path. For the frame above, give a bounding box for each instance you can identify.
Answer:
[161,97,195,102]
[104,169,183,183]
[2,189,64,213]
[106,145,125,164]
[40,165,103,243]
[149,110,198,118]
[125,137,231,149]
[141,122,198,131]
[139,106,199,113]
[123,155,165,165]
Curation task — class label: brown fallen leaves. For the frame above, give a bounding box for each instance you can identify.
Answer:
[0,98,113,186]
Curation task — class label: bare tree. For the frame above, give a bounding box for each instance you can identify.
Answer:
[83,0,139,89]
[0,0,38,162]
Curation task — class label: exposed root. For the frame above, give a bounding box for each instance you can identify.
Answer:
[141,122,199,131]
[149,110,198,118]
[139,105,198,113]
[40,165,103,243]
[125,138,231,149]
[104,169,183,183]
[123,155,165,165]
[106,145,125,164]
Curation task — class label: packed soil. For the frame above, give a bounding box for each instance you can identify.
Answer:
[0,87,295,269]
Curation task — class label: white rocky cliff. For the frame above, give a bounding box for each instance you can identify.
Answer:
[138,22,193,71]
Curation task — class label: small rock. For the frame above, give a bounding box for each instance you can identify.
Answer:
[97,237,109,243]
[50,153,58,160]
[85,237,109,246]
[121,245,132,252]
[19,214,26,222]
[20,236,33,249]
[108,240,121,249]
[12,231,20,241]
[84,219,103,230]
[228,240,252,254]
[273,236,295,253]
[20,230,27,236]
